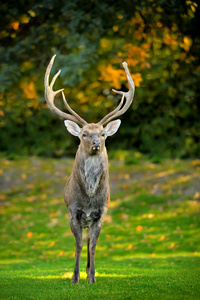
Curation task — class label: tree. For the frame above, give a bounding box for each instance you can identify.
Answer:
[0,0,199,158]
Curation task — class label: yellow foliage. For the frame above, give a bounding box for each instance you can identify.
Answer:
[28,10,36,17]
[183,36,192,51]
[99,63,142,88]
[0,110,4,117]
[100,38,112,50]
[99,64,126,89]
[113,25,119,32]
[131,73,143,87]
[10,21,19,30]
[20,15,30,24]
[20,81,37,99]
[124,44,149,64]
[21,61,33,71]
[117,14,123,20]
[157,22,163,28]
[163,32,178,50]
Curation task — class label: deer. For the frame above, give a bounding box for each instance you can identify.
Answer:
[44,55,135,284]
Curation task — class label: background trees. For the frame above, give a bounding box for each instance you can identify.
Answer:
[0,0,199,158]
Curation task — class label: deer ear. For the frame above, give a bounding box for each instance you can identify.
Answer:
[64,120,81,137]
[105,119,121,136]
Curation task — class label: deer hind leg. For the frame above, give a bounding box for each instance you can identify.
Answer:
[86,228,90,277]
[87,223,102,284]
[70,220,83,283]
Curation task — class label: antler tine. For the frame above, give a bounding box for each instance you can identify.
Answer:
[44,55,87,126]
[98,61,135,125]
[61,91,88,126]
[97,95,125,126]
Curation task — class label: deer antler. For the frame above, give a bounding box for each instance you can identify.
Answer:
[98,61,135,125]
[44,55,87,126]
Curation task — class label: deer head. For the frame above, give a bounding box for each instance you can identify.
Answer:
[44,55,135,155]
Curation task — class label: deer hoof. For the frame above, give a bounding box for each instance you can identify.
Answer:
[88,276,96,284]
[71,273,80,284]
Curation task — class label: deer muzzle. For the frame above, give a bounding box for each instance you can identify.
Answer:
[91,140,100,154]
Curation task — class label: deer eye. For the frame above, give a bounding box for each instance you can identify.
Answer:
[82,133,87,138]
[102,133,105,137]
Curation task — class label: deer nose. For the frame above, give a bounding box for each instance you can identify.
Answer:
[93,140,100,147]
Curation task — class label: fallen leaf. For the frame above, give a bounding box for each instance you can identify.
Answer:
[124,173,130,180]
[63,232,73,237]
[136,225,143,231]
[27,196,36,202]
[109,199,121,209]
[12,214,22,221]
[155,170,175,178]
[104,215,112,223]
[168,242,175,249]
[121,214,129,220]
[126,244,133,250]
[27,232,33,237]
[48,241,55,247]
[192,160,200,166]
[177,175,191,183]
[49,212,59,218]
[148,214,154,219]
[0,195,6,201]
[193,192,200,200]
[21,173,27,180]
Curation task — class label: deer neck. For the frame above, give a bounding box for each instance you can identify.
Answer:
[74,146,108,197]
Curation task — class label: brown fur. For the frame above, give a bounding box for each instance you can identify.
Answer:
[64,124,110,283]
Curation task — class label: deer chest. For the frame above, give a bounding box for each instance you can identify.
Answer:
[84,157,103,197]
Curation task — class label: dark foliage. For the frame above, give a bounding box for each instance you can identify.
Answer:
[0,0,199,158]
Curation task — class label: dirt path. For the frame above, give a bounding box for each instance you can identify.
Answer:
[0,157,200,201]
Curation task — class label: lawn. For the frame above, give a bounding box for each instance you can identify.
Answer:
[0,154,200,299]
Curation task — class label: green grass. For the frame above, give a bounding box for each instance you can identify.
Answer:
[0,155,200,299]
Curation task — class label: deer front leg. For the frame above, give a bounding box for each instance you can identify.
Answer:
[87,223,102,284]
[70,219,83,283]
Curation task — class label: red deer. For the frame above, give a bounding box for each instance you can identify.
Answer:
[44,55,135,283]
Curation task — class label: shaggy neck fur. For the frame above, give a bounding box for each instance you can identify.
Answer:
[84,156,103,197]
[76,146,107,198]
